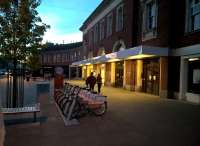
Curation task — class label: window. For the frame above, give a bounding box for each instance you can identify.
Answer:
[89,30,93,45]
[94,24,99,43]
[53,55,56,63]
[47,55,51,63]
[100,19,105,40]
[107,13,113,37]
[116,4,123,32]
[62,54,65,63]
[43,55,47,63]
[146,2,156,31]
[191,0,200,31]
[186,0,200,32]
[142,0,157,41]
[74,52,77,60]
[57,54,61,63]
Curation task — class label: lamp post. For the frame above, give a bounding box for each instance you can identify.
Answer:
[12,0,18,107]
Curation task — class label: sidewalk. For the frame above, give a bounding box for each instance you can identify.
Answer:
[4,80,200,146]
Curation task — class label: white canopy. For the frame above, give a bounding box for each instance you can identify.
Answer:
[71,45,169,66]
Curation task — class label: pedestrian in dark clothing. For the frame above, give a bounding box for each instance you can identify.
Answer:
[87,72,96,91]
[97,74,102,94]
[85,76,90,88]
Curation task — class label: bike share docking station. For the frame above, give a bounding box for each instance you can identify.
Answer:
[54,83,107,126]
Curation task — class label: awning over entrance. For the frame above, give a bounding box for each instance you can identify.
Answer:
[71,45,169,66]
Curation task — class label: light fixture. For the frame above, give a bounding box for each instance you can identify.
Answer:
[126,54,155,60]
[189,58,199,61]
[108,59,121,62]
[85,63,91,65]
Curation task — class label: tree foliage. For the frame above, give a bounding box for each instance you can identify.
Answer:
[0,0,50,64]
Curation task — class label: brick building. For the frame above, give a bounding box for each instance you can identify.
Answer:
[41,42,83,78]
[72,0,200,103]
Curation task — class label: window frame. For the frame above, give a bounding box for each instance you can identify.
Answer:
[146,1,156,31]
[141,0,158,41]
[116,4,124,32]
[186,0,200,32]
[99,19,105,40]
[107,12,113,37]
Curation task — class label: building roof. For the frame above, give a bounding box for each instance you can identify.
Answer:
[42,42,83,52]
[80,0,114,31]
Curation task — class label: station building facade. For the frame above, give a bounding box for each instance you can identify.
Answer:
[41,42,83,78]
[72,0,200,103]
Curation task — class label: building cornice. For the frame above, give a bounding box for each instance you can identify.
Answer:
[80,0,122,34]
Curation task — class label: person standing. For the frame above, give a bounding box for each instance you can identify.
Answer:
[87,72,96,91]
[97,73,102,94]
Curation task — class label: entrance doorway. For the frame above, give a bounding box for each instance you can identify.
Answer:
[115,61,124,87]
[142,59,160,95]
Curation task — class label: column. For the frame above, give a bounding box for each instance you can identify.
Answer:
[179,57,188,100]
[135,60,143,92]
[159,57,168,98]
[123,60,127,88]
[111,62,116,86]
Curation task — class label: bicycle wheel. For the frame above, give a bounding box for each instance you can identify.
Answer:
[92,102,107,116]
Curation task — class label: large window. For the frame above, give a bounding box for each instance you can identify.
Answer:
[142,0,157,41]
[94,24,99,43]
[107,13,113,37]
[146,2,156,31]
[191,0,200,31]
[116,4,124,32]
[89,30,93,45]
[186,0,200,32]
[100,19,105,40]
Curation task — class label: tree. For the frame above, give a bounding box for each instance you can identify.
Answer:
[0,0,50,107]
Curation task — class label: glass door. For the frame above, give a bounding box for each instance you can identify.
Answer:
[142,59,160,95]
[115,61,124,87]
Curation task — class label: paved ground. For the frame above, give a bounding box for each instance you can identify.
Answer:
[4,79,200,146]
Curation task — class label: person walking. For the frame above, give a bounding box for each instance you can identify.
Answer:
[88,72,96,91]
[97,73,102,94]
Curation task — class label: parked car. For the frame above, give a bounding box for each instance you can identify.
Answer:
[0,69,6,76]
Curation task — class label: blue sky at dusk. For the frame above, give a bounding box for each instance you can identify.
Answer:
[37,0,102,44]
